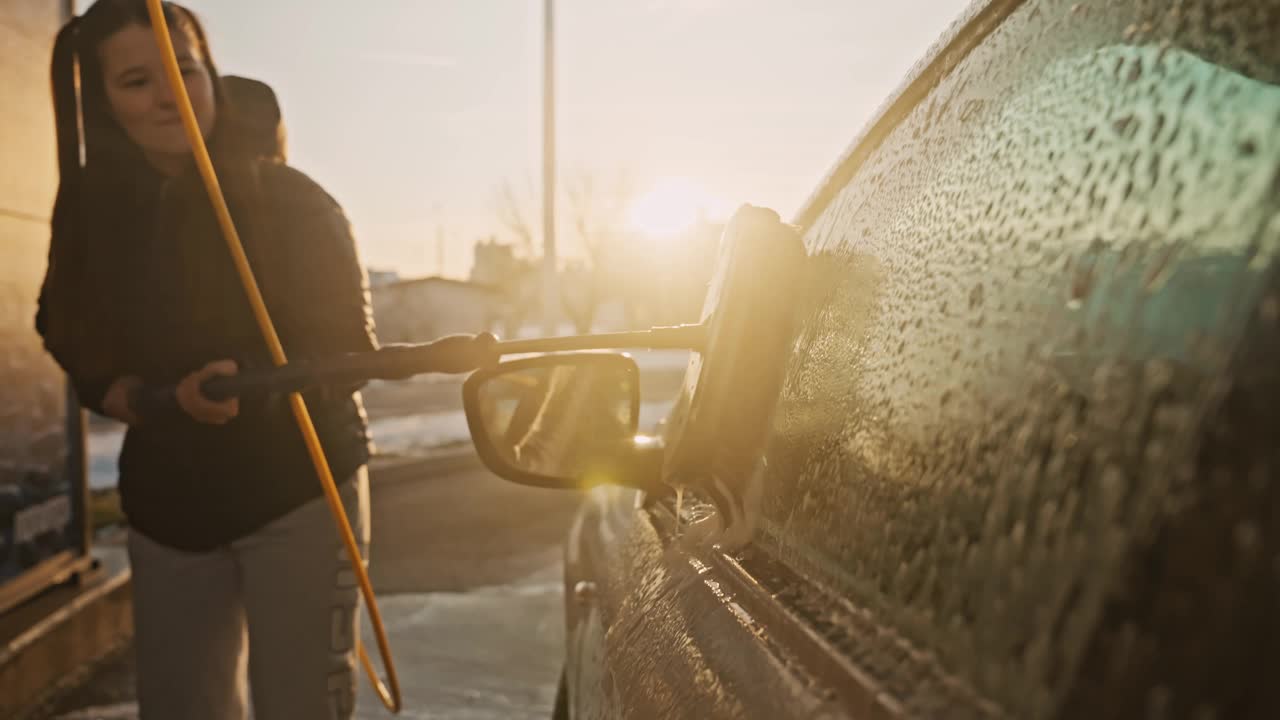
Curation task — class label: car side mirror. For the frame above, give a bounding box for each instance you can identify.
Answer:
[462,353,663,492]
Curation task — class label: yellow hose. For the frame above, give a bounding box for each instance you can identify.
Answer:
[144,2,402,712]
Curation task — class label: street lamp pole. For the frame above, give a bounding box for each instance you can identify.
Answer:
[541,0,558,334]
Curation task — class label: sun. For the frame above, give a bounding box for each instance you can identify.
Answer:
[626,177,718,238]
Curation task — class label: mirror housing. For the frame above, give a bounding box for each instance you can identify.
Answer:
[462,353,664,492]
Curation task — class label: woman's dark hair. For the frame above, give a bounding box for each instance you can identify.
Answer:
[39,0,251,381]
[51,0,234,172]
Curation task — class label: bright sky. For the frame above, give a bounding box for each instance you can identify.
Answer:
[111,0,971,277]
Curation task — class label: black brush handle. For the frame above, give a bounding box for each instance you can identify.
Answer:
[129,332,498,420]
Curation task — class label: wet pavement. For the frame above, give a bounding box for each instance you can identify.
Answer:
[354,568,564,720]
[43,463,583,720]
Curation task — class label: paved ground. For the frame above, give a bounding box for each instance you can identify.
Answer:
[42,461,584,720]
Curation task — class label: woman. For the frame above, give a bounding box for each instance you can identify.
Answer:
[37,2,376,718]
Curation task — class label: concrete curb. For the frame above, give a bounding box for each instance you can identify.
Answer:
[1,571,133,720]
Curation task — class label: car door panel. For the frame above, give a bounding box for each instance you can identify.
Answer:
[563,1,1280,718]
[761,1,1280,719]
[567,486,866,719]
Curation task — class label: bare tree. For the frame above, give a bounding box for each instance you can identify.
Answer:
[489,172,632,334]
[565,172,631,264]
[482,178,541,336]
[561,171,632,332]
[492,178,538,257]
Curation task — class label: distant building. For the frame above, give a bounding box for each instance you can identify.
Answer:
[469,237,521,287]
[371,276,502,344]
[1,0,88,617]
[468,237,549,337]
[366,268,401,289]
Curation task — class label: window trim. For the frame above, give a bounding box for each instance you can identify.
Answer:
[792,0,1026,231]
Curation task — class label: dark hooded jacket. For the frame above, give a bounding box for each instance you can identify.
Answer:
[37,77,377,552]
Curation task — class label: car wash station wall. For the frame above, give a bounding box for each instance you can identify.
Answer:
[1,1,81,610]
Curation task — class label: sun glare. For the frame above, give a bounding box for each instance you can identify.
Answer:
[627,178,718,238]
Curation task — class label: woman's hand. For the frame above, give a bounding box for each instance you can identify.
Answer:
[176,360,240,425]
[102,376,143,425]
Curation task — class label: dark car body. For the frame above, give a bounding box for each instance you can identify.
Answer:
[553,1,1280,718]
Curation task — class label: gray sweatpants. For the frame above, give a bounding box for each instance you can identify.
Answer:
[127,469,370,720]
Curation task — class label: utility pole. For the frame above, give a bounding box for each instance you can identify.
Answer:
[541,0,558,334]
[436,224,446,276]
[430,203,445,277]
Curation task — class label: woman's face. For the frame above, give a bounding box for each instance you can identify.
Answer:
[99,22,216,172]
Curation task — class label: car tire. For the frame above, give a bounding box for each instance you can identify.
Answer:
[552,668,569,720]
